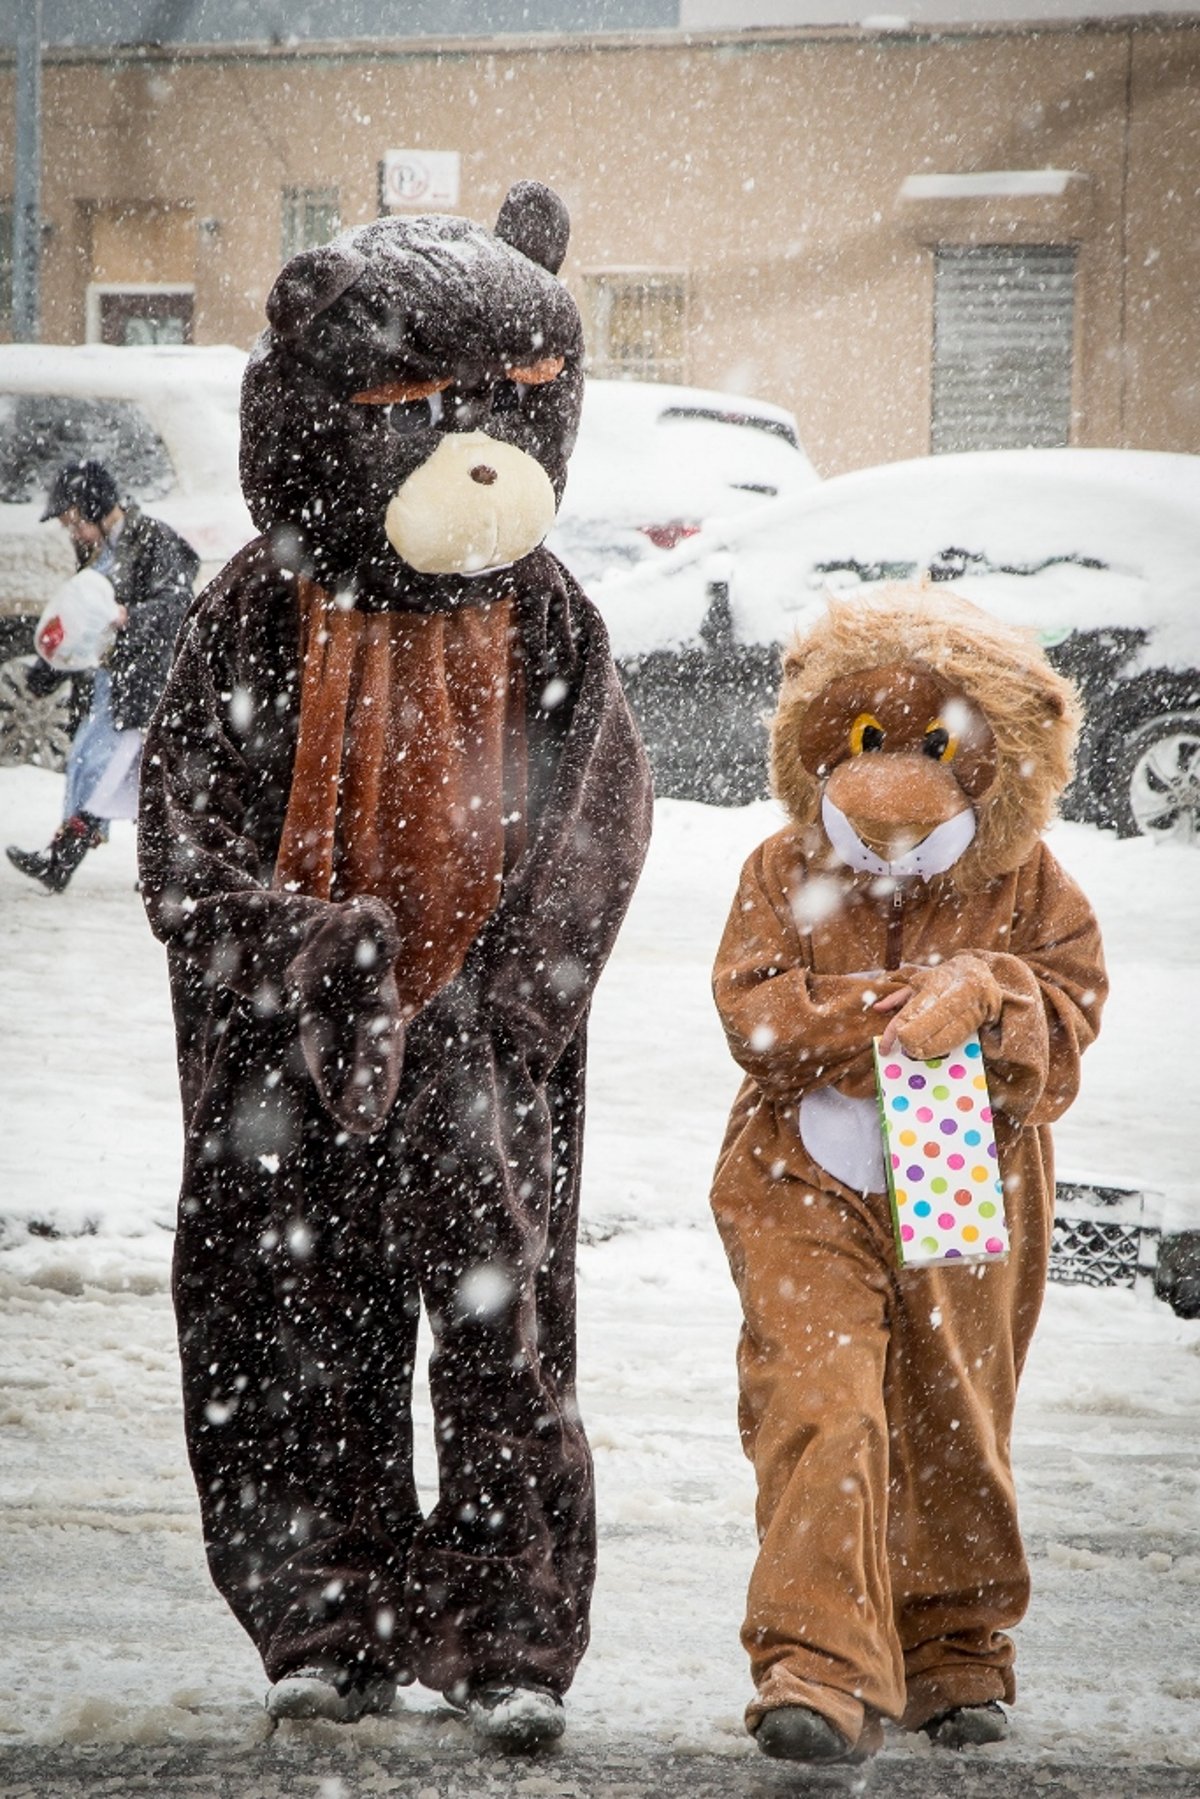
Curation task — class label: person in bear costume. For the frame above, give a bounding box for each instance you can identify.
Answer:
[138,182,652,1747]
[709,587,1106,1767]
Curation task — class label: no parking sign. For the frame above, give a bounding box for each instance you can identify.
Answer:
[381,150,460,210]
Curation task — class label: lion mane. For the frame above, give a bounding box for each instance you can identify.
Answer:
[770,584,1082,890]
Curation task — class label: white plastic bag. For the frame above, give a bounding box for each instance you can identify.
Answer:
[34,568,120,672]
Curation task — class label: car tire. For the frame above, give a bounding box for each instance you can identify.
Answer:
[0,654,74,771]
[1110,709,1200,841]
[1155,1231,1200,1320]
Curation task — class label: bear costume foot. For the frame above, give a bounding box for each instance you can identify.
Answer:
[265,1664,397,1723]
[453,1682,566,1752]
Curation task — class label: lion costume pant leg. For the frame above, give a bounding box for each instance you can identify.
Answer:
[713,1116,1054,1741]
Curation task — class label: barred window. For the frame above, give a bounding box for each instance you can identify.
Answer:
[281,187,341,261]
[932,244,1076,453]
[583,272,688,383]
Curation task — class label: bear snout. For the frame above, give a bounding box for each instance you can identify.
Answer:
[383,431,555,577]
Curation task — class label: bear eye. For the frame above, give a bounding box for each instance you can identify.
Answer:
[385,389,444,435]
[492,378,526,415]
[849,712,885,754]
[923,719,957,761]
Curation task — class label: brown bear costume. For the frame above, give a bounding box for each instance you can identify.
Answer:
[138,183,652,1740]
[710,589,1106,1766]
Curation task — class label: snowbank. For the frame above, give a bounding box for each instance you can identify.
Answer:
[0,769,1197,1768]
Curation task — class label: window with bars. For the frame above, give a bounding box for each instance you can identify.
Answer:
[281,187,341,261]
[583,272,688,383]
[932,244,1076,454]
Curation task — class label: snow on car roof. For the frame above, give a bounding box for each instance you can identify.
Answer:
[0,342,247,394]
[593,447,1200,663]
[561,378,817,527]
[0,342,247,510]
[0,344,255,582]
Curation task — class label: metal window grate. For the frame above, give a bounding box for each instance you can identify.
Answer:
[933,244,1076,454]
[583,273,687,383]
[281,187,340,262]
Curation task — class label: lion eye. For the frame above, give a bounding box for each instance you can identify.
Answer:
[849,712,885,754]
[923,720,956,761]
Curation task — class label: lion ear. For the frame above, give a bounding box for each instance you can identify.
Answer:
[495,180,570,275]
[266,244,367,338]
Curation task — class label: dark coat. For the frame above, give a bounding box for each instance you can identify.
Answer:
[137,537,652,1694]
[101,503,199,730]
[27,504,198,721]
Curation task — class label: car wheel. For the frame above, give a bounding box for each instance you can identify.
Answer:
[1155,1231,1200,1319]
[1112,710,1200,841]
[0,655,74,771]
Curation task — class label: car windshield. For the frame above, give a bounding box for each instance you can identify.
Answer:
[658,405,800,448]
[0,394,175,505]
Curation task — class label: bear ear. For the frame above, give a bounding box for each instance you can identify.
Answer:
[495,180,570,275]
[265,243,367,339]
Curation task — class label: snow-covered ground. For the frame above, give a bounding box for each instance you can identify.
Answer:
[0,764,1198,1775]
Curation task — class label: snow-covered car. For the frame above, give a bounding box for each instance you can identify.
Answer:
[0,355,812,768]
[0,342,253,768]
[548,378,818,586]
[593,448,1200,839]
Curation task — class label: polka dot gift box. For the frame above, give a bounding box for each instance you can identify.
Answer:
[872,1033,1009,1270]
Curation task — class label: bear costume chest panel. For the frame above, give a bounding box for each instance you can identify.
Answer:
[275,580,527,1017]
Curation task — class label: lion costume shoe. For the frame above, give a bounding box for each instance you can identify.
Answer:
[709,587,1106,1763]
[138,183,652,1725]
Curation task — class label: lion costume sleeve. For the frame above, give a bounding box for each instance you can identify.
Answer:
[708,587,1106,1765]
[137,183,652,1725]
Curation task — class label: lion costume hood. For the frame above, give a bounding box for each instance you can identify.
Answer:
[770,586,1081,890]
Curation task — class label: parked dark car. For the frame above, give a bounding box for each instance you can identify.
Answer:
[592,448,1200,839]
[548,376,818,589]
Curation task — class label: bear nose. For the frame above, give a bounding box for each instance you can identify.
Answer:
[470,464,498,486]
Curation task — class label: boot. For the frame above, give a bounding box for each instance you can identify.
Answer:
[5,812,103,894]
[923,1701,1009,1749]
[451,1683,566,1752]
[754,1704,873,1765]
[264,1663,396,1723]
[5,843,55,885]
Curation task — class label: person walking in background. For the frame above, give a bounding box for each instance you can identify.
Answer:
[5,459,198,893]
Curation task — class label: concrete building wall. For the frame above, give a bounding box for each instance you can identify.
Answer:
[2,18,1198,472]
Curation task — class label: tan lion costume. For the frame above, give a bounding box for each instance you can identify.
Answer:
[710,588,1107,1766]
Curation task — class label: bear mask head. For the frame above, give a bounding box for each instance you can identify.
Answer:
[240,180,583,610]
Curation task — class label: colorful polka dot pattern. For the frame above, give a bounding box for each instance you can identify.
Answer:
[874,1033,1009,1269]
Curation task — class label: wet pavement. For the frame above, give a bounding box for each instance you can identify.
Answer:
[0,1734,1193,1799]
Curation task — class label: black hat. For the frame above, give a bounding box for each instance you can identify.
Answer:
[41,460,122,524]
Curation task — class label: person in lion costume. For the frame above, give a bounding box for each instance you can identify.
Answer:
[709,585,1107,1767]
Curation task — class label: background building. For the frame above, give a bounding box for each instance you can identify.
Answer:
[2,5,1199,472]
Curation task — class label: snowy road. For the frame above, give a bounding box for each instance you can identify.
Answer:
[1,767,1198,1797]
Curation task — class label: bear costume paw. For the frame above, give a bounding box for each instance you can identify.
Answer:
[286,895,405,1135]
